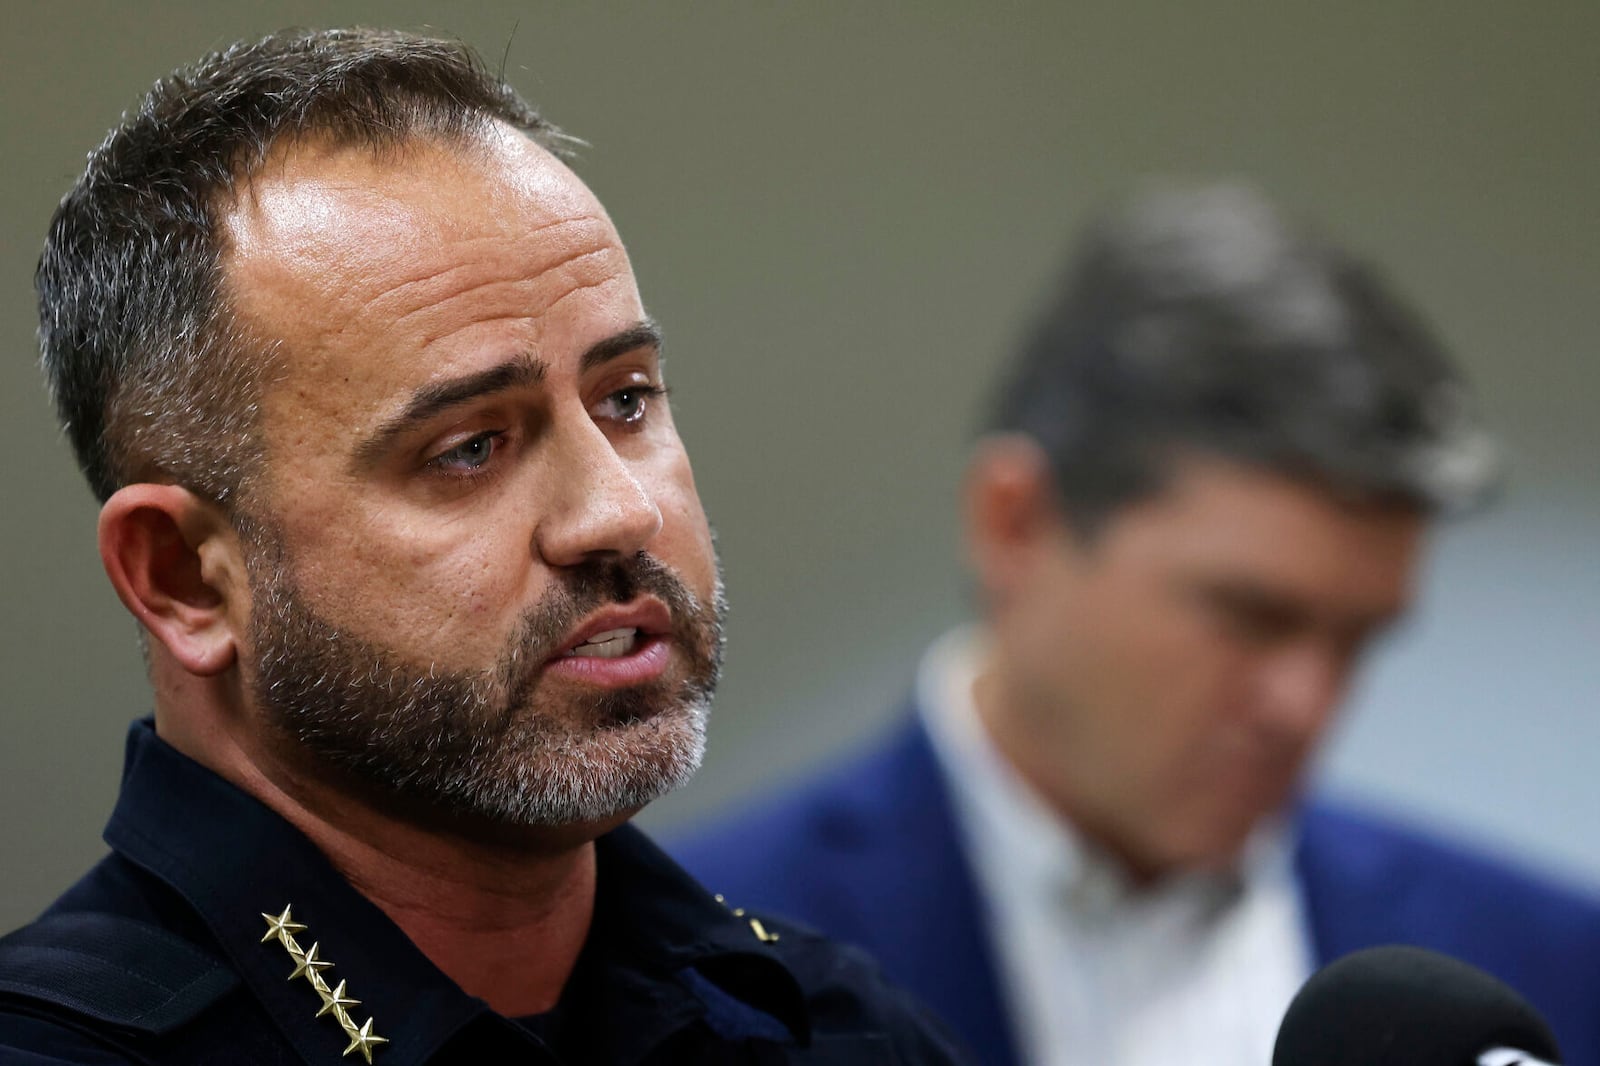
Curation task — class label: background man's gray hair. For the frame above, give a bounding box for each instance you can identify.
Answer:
[988,180,1498,537]
[37,26,572,506]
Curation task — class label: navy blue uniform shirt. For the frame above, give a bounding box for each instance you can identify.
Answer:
[0,720,967,1065]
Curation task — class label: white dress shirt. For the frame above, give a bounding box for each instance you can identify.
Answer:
[917,627,1315,1066]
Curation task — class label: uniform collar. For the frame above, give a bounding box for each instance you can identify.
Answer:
[103,719,809,1063]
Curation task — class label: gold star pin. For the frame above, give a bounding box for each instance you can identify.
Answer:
[721,899,781,943]
[288,941,334,982]
[261,905,308,950]
[343,1017,389,1063]
[316,979,361,1022]
[261,904,385,1059]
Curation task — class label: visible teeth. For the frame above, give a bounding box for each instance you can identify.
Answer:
[567,628,639,659]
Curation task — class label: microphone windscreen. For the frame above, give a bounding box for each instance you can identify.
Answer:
[1272,945,1562,1066]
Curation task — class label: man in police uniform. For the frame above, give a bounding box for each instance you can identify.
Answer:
[0,28,965,1065]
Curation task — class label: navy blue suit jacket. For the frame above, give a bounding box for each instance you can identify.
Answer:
[670,713,1600,1066]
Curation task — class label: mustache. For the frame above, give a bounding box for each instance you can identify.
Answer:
[499,552,703,679]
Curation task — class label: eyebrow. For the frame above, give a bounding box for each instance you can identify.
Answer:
[581,319,662,372]
[350,319,663,468]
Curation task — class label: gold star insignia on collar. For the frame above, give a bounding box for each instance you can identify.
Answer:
[713,893,781,943]
[343,1017,390,1063]
[259,903,387,1061]
[287,941,334,981]
[316,979,360,1022]
[260,905,308,949]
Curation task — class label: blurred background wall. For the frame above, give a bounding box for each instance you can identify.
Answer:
[1,3,1595,933]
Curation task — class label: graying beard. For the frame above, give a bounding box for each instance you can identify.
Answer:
[245,546,723,827]
[445,701,709,825]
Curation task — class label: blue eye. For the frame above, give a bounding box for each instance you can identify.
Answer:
[593,384,667,424]
[433,431,500,471]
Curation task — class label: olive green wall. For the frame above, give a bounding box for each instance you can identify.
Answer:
[2,3,1596,933]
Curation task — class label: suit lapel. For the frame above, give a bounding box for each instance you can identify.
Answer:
[823,711,1022,1066]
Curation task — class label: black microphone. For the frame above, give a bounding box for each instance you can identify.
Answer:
[1273,945,1562,1066]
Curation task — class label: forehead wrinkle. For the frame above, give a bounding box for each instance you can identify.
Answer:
[356,216,617,325]
[532,271,638,331]
[388,246,620,338]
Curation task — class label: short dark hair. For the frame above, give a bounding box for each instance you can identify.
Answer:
[989,181,1497,536]
[38,27,571,504]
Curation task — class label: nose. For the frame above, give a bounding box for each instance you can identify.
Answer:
[1252,640,1349,740]
[534,415,664,567]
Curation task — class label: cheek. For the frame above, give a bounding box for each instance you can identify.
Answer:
[1071,606,1244,772]
[275,502,534,649]
[1104,589,1251,712]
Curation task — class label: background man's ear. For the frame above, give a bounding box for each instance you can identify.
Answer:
[97,485,247,677]
[962,434,1062,606]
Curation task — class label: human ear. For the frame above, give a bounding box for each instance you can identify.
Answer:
[97,484,246,677]
[962,435,1061,604]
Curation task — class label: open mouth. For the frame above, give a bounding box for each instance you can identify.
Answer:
[544,601,676,689]
[564,628,639,660]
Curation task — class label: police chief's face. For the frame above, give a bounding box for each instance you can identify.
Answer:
[219,125,722,829]
[986,456,1423,879]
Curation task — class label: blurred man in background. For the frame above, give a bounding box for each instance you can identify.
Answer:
[673,183,1600,1066]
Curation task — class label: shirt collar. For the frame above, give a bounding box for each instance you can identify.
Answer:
[916,628,1296,921]
[103,719,809,1063]
[917,626,1081,900]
